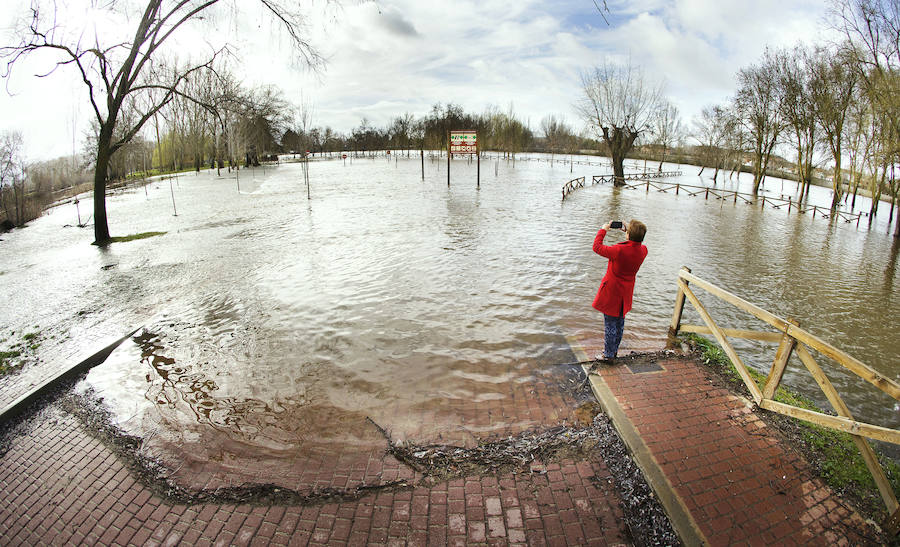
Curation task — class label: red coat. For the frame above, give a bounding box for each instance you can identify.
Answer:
[592,229,648,316]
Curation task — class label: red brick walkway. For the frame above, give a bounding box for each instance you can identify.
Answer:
[0,362,633,546]
[570,339,882,545]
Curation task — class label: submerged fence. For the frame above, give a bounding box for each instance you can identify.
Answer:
[560,171,683,201]
[669,267,900,532]
[566,175,867,225]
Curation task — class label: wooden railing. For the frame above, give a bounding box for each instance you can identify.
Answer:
[669,267,900,529]
[562,171,681,200]
[561,177,586,200]
[596,179,866,225]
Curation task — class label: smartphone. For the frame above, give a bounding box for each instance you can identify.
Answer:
[610,221,623,229]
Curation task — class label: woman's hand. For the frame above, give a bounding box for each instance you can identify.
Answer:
[602,222,611,231]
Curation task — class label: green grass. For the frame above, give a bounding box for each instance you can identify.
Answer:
[0,349,22,375]
[681,333,900,520]
[0,330,44,377]
[108,231,167,243]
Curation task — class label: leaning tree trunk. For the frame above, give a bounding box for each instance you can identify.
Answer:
[752,164,764,195]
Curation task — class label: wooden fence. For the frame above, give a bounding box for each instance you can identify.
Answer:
[561,177,586,200]
[591,178,867,225]
[561,171,682,201]
[669,267,900,530]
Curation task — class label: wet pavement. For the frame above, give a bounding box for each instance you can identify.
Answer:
[0,357,642,546]
[1,340,887,545]
[568,337,886,546]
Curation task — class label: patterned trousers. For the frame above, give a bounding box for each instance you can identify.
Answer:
[603,314,625,359]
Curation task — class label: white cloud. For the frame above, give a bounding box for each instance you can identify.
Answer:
[0,0,838,161]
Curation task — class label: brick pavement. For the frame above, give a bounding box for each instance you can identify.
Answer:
[3,325,886,545]
[569,332,882,546]
[0,359,634,545]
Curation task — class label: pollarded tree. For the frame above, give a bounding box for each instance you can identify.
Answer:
[1,1,324,245]
[576,59,665,186]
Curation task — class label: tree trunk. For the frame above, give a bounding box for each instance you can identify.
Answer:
[603,126,636,187]
[92,119,116,245]
[12,181,21,225]
[831,160,843,209]
[611,152,626,186]
[752,165,764,195]
[894,197,899,237]
[93,146,112,245]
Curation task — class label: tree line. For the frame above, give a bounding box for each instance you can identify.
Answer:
[624,0,898,229]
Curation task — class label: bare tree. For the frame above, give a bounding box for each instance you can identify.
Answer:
[540,114,574,158]
[833,0,900,235]
[735,49,785,194]
[0,131,26,226]
[774,45,817,201]
[1,1,324,245]
[808,45,859,208]
[577,59,665,186]
[652,101,682,172]
[692,105,730,182]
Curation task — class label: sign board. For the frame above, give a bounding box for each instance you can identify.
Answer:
[450,130,477,155]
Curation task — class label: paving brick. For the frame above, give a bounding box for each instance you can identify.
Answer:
[0,348,878,545]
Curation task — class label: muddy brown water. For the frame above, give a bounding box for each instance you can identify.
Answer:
[2,153,897,472]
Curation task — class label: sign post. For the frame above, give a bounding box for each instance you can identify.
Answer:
[449,130,478,189]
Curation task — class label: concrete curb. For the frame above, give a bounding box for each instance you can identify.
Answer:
[566,337,708,546]
[0,327,141,426]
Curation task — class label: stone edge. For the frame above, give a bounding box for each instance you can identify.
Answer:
[0,327,141,426]
[566,336,708,546]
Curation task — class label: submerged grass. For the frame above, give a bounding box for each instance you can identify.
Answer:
[0,330,43,377]
[681,333,900,522]
[108,231,167,243]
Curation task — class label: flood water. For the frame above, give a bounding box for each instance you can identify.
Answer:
[2,152,898,470]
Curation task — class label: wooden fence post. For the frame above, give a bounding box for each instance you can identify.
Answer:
[794,344,900,520]
[668,266,692,344]
[763,318,799,400]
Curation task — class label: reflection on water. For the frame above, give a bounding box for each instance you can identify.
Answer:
[1,154,897,469]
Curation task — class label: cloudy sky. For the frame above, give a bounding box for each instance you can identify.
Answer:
[0,0,837,162]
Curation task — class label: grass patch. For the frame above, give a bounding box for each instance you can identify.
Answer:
[0,330,45,377]
[108,231,167,243]
[0,349,22,375]
[681,333,900,521]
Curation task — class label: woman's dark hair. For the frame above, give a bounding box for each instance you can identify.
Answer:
[627,220,647,242]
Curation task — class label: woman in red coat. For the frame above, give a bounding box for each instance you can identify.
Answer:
[592,219,648,360]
